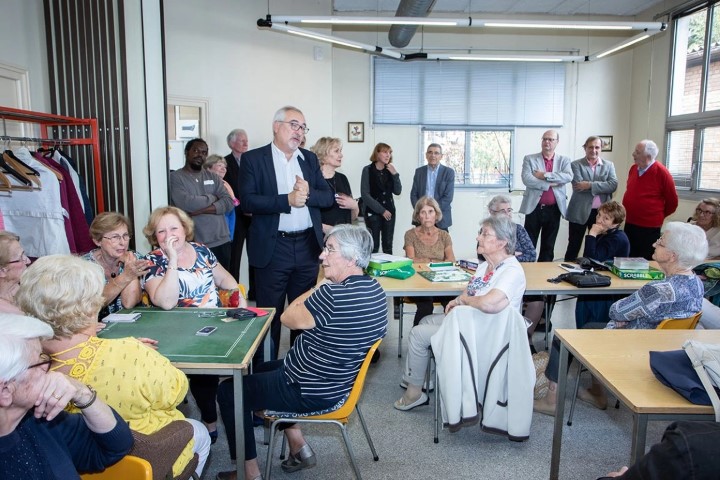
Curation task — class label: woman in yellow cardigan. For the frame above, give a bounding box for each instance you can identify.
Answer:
[16,254,211,478]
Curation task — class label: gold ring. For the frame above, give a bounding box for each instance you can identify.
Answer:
[52,393,62,400]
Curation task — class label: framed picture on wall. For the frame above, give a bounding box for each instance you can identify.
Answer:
[348,122,364,143]
[600,135,613,152]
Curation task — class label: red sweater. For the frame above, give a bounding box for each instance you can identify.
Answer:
[622,162,678,227]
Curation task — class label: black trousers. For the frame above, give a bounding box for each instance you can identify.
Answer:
[624,223,661,260]
[229,214,256,297]
[524,203,561,262]
[564,208,598,261]
[253,229,320,360]
[365,212,396,254]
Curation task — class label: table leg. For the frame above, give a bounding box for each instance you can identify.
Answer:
[544,295,550,350]
[234,370,245,480]
[263,329,271,363]
[630,414,648,464]
[398,297,404,358]
[550,341,569,480]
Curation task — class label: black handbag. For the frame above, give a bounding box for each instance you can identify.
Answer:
[559,271,611,288]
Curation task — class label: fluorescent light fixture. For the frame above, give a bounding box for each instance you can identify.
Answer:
[446,55,563,62]
[269,15,664,32]
[483,22,631,30]
[593,33,651,59]
[261,23,403,59]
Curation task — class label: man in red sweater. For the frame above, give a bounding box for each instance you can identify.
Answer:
[622,140,678,259]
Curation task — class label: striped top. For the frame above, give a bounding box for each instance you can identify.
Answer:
[283,275,387,401]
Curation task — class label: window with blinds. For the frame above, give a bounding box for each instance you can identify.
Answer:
[373,58,566,126]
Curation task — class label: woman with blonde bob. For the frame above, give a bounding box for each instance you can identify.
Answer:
[16,255,211,477]
[311,137,359,234]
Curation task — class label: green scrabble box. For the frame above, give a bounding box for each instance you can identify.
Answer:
[367,253,413,271]
[607,262,665,280]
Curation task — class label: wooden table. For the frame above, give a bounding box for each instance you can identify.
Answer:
[550,329,719,480]
[378,262,650,357]
[99,307,274,480]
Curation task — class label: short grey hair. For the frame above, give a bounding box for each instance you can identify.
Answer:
[272,106,303,124]
[487,194,512,213]
[641,139,659,160]
[226,128,247,147]
[662,222,708,268]
[480,215,516,255]
[0,314,54,382]
[426,143,443,154]
[327,224,373,269]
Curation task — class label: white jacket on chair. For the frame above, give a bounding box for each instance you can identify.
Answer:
[430,305,534,440]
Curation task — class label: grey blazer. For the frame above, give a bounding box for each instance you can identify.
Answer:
[565,157,618,225]
[410,164,455,229]
[518,153,573,217]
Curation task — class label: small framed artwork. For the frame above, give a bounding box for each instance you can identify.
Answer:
[348,122,364,143]
[599,135,613,152]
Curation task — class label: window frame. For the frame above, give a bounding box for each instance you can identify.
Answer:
[420,126,515,190]
[666,0,720,198]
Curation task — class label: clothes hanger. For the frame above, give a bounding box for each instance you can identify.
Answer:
[0,169,12,192]
[3,151,42,189]
[0,153,33,188]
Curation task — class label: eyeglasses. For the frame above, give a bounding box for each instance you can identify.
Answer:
[5,252,29,264]
[654,237,667,248]
[278,121,310,134]
[28,353,52,371]
[491,208,513,214]
[542,137,558,142]
[103,234,132,244]
[322,245,339,255]
[696,208,716,216]
[478,230,497,238]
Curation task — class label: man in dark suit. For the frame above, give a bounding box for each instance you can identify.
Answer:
[410,143,455,230]
[224,128,254,296]
[239,106,334,359]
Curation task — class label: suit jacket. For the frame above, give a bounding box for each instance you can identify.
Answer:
[518,153,573,217]
[565,157,618,225]
[239,144,334,268]
[410,164,455,229]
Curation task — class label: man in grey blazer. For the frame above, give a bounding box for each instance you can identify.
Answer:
[519,130,573,261]
[410,143,455,230]
[564,136,618,261]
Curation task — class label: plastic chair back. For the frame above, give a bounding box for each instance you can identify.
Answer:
[305,338,382,421]
[657,311,702,330]
[80,455,152,480]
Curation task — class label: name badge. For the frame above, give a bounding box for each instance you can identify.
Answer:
[204,180,214,185]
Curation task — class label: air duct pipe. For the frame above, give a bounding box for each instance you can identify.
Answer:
[388,0,437,47]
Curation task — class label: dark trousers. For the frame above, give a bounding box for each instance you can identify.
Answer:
[229,214,255,296]
[209,242,232,273]
[625,223,661,260]
[564,208,598,261]
[365,213,395,254]
[524,203,561,262]
[217,360,335,461]
[254,230,320,360]
[411,296,453,326]
[188,374,219,424]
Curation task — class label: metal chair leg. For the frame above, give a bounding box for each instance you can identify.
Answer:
[566,364,585,426]
[433,356,439,444]
[355,405,379,461]
[264,422,278,480]
[339,424,363,480]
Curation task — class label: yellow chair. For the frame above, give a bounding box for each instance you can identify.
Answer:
[657,311,702,329]
[80,455,152,480]
[566,311,703,426]
[264,339,382,480]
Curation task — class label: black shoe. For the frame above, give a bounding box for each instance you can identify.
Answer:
[371,349,381,364]
[209,429,218,444]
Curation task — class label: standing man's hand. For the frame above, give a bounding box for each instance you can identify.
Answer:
[532,170,546,180]
[573,181,592,191]
[289,175,309,207]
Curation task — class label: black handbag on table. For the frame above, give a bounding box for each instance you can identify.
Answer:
[557,270,611,288]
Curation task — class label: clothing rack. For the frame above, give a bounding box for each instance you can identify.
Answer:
[0,106,105,212]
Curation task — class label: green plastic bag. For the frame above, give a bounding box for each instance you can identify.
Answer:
[366,265,415,279]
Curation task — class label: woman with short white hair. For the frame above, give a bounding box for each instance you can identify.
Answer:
[0,314,132,479]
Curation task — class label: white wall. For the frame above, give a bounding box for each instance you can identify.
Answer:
[0,0,50,113]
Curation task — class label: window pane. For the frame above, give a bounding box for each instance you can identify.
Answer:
[699,126,720,191]
[704,7,720,111]
[422,129,512,187]
[468,131,512,187]
[423,130,467,184]
[670,10,706,116]
[667,130,695,188]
